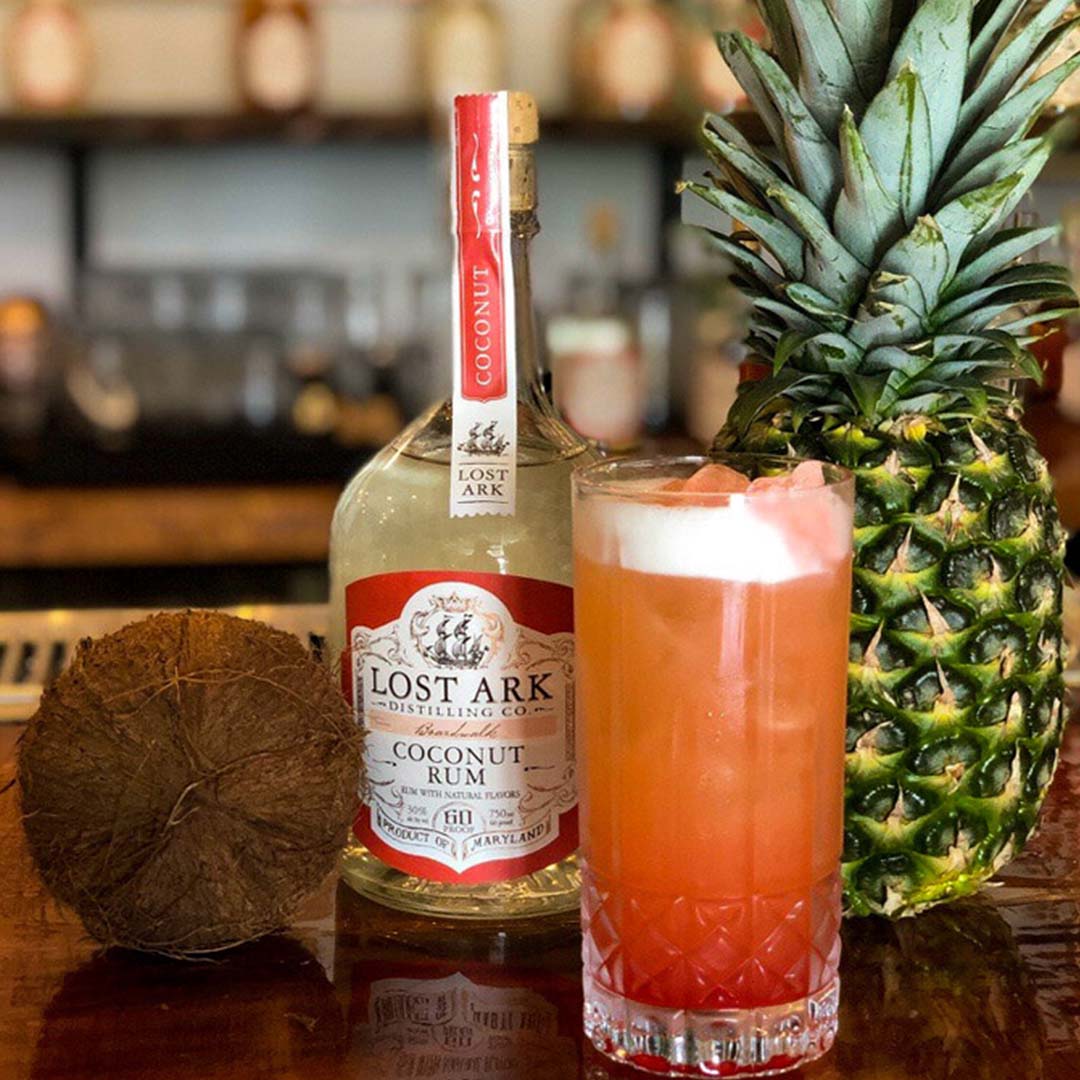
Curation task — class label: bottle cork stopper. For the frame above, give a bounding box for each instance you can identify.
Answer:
[506,91,539,144]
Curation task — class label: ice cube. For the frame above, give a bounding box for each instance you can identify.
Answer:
[747,460,827,496]
[679,463,751,495]
[746,472,794,495]
[576,460,850,581]
[791,460,827,489]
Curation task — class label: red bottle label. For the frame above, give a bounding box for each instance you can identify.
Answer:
[450,93,517,518]
[453,93,509,403]
[343,571,577,885]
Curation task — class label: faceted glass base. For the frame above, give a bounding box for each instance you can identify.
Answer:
[584,974,839,1078]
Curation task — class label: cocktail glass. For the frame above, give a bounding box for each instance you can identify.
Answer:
[573,454,854,1077]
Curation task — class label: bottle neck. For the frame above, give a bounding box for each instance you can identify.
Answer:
[510,208,546,403]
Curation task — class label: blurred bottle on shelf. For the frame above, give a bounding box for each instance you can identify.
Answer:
[633,281,674,432]
[549,317,642,448]
[1026,311,1067,405]
[395,267,451,417]
[0,298,56,469]
[145,272,200,424]
[280,272,345,437]
[65,335,139,449]
[6,0,91,112]
[680,0,761,114]
[1055,201,1080,423]
[547,203,645,449]
[193,271,283,429]
[685,282,745,446]
[1053,322,1080,422]
[1016,201,1073,409]
[13,265,403,484]
[1065,198,1080,287]
[656,222,747,441]
[74,269,181,444]
[420,0,505,116]
[335,272,403,450]
[237,0,317,114]
[573,0,679,121]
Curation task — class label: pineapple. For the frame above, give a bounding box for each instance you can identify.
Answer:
[682,0,1080,916]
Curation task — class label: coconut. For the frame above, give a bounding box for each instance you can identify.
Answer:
[17,610,362,957]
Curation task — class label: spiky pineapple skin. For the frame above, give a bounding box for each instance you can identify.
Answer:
[717,407,1067,916]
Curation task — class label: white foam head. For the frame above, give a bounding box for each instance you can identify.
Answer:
[576,489,851,583]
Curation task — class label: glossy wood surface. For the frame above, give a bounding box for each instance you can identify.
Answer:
[2,718,1080,1080]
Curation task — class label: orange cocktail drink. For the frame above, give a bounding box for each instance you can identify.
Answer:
[573,455,854,1077]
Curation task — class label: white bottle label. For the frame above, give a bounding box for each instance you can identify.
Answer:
[343,571,577,883]
[450,92,517,518]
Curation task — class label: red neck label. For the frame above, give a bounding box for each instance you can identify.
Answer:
[450,92,517,518]
[454,93,509,402]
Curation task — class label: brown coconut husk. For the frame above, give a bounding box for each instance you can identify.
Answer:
[17,610,362,958]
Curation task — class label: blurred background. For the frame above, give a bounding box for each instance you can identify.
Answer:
[0,0,1078,614]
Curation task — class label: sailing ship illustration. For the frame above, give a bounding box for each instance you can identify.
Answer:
[457,421,509,457]
[422,612,491,669]
[407,590,505,671]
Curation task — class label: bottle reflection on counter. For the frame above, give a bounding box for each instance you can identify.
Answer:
[333,884,582,1079]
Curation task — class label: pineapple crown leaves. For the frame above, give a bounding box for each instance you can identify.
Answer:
[684,0,1080,432]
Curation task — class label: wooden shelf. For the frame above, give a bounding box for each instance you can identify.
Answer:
[0,481,339,568]
[0,109,1064,152]
[0,111,431,146]
[0,110,745,149]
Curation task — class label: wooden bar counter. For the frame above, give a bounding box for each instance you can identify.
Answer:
[2,716,1080,1079]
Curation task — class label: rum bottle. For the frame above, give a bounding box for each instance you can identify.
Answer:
[329,92,593,919]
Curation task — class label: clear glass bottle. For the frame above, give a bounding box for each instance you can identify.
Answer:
[329,92,594,920]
